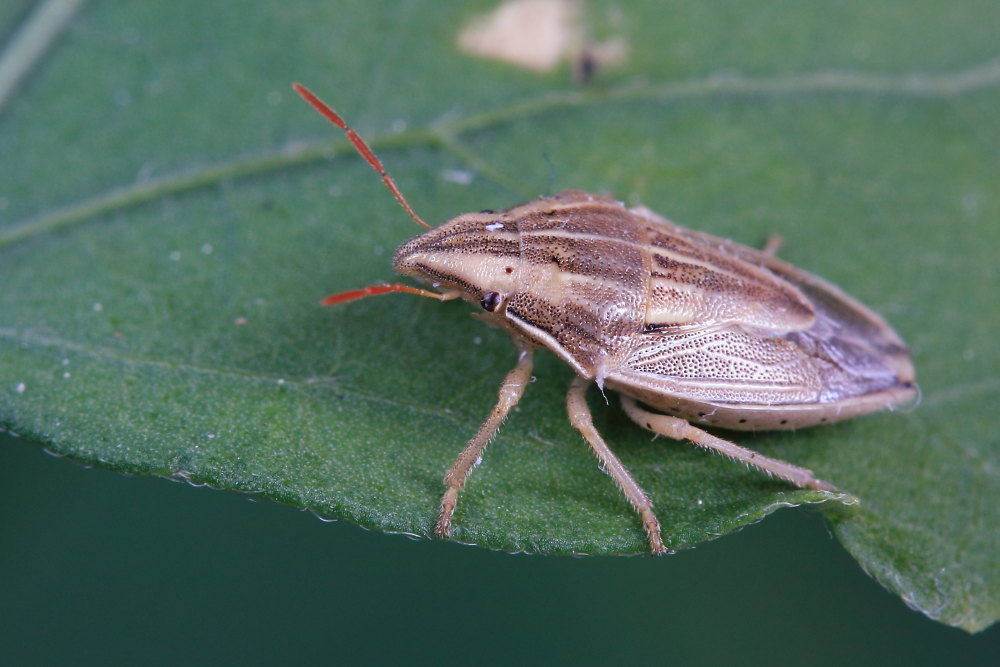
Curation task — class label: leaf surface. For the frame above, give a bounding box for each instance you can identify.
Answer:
[1,0,997,632]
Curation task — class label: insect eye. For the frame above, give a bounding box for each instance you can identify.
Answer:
[480,291,503,312]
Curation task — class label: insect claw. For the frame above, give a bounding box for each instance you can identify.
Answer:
[809,478,839,493]
[435,487,459,537]
[647,527,668,555]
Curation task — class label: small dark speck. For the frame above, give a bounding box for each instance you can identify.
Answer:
[480,209,495,214]
[738,418,747,424]
[575,50,598,84]
[779,419,788,425]
[504,267,514,274]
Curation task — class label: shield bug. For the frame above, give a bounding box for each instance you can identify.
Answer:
[293,83,917,554]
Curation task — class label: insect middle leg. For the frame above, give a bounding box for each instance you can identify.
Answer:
[619,396,837,492]
[566,376,666,555]
[761,235,784,257]
[435,348,535,539]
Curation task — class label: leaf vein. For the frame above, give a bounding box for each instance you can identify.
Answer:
[4,56,1000,248]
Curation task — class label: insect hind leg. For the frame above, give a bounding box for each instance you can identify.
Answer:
[619,396,837,492]
[566,377,666,555]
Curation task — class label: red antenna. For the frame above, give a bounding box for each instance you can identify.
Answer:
[293,83,454,306]
[321,284,460,306]
[292,82,431,230]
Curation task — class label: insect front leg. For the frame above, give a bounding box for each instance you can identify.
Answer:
[566,376,667,555]
[619,396,837,492]
[435,348,535,539]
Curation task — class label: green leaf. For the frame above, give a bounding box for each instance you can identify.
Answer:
[1,0,997,633]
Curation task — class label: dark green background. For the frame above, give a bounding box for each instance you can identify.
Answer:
[2,0,998,661]
[3,431,997,664]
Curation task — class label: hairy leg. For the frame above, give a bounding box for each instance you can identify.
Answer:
[435,348,535,537]
[566,377,666,554]
[620,396,836,492]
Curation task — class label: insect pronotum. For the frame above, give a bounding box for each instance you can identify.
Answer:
[293,83,918,554]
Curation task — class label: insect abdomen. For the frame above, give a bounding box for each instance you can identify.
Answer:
[611,215,917,430]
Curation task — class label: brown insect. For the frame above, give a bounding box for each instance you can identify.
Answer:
[292,83,917,554]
